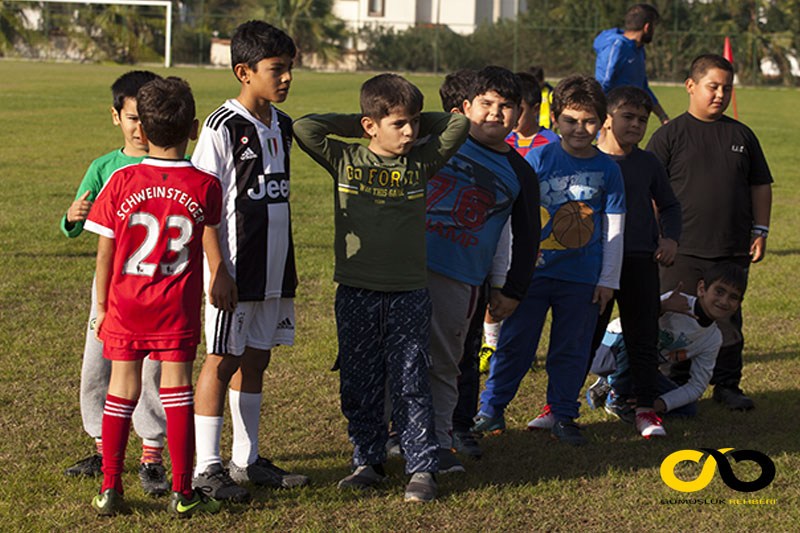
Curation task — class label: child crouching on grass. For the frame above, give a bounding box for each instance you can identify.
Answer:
[85,77,222,517]
[293,74,469,503]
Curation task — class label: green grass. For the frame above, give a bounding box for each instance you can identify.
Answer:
[1,60,798,532]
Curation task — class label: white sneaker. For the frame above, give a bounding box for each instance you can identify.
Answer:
[635,410,667,438]
[526,404,555,430]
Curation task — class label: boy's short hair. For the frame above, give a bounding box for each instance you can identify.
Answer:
[552,74,606,121]
[440,69,476,112]
[606,85,653,114]
[624,4,660,31]
[137,77,195,148]
[468,66,521,106]
[111,70,161,113]
[360,74,424,120]
[702,262,748,296]
[690,53,734,81]
[231,20,296,75]
[515,72,541,108]
[528,65,545,85]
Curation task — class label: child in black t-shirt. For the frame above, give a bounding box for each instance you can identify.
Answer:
[645,54,773,411]
[580,85,682,439]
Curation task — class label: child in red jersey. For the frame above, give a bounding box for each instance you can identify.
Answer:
[85,77,222,517]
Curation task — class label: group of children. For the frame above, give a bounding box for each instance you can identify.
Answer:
[61,18,770,514]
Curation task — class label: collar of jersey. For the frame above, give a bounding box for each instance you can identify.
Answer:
[227,98,277,131]
[142,157,192,167]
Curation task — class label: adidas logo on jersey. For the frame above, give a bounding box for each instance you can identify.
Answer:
[241,147,258,161]
[277,317,293,330]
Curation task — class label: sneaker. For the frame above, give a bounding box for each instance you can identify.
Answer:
[526,404,555,430]
[635,410,667,439]
[604,391,636,424]
[478,344,495,373]
[193,463,251,503]
[550,419,587,446]
[91,488,127,516]
[404,472,437,503]
[713,385,755,411]
[436,448,465,474]
[229,456,310,489]
[139,462,170,496]
[386,431,402,457]
[337,464,386,490]
[65,453,102,477]
[168,488,222,518]
[452,431,482,459]
[470,413,505,434]
[586,377,611,409]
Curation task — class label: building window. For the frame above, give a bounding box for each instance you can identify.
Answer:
[368,0,384,17]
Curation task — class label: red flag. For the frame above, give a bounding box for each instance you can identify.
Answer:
[723,37,738,119]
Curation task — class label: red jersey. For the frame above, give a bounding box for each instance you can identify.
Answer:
[86,158,222,350]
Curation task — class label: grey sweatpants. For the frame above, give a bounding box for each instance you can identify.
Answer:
[80,278,166,447]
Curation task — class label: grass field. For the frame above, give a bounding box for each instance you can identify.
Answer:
[1,60,798,532]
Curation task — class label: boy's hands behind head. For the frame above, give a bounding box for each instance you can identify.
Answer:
[67,190,93,223]
[653,237,678,266]
[488,289,519,321]
[660,283,698,319]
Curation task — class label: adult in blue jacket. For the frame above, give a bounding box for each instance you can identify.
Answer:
[594,4,670,125]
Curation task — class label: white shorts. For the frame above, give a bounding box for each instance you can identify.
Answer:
[205,298,295,356]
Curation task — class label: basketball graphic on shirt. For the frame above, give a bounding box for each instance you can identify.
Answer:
[551,201,594,248]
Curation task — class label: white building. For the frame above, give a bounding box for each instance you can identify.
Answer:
[334,0,528,37]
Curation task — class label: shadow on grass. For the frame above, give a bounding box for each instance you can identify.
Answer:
[745,346,800,363]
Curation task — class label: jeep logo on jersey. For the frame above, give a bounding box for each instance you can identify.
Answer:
[247,174,290,202]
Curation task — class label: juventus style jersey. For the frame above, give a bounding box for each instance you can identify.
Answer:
[85,158,222,350]
[192,99,298,301]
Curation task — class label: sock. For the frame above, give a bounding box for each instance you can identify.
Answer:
[229,389,262,467]
[140,444,163,464]
[161,386,195,498]
[101,394,137,495]
[95,438,103,456]
[483,320,502,349]
[194,414,224,475]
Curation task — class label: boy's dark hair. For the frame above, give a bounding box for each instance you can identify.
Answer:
[624,3,660,31]
[360,74,424,119]
[231,20,296,77]
[137,77,195,148]
[111,70,161,113]
[516,72,541,108]
[552,74,606,121]
[690,53,734,81]
[606,85,653,114]
[528,65,544,84]
[702,262,748,297]
[467,66,521,106]
[440,69,476,112]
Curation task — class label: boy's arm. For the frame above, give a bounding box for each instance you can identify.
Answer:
[650,154,681,266]
[203,226,237,312]
[750,183,772,263]
[657,333,719,412]
[293,113,363,175]
[418,112,470,176]
[94,235,114,339]
[595,163,626,314]
[61,163,105,238]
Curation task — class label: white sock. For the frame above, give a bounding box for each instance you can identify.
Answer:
[229,389,262,468]
[194,414,224,475]
[483,321,502,348]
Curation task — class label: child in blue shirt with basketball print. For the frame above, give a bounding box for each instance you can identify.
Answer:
[474,75,626,446]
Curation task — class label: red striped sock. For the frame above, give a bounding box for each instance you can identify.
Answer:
[101,394,137,495]
[140,445,163,464]
[161,386,195,498]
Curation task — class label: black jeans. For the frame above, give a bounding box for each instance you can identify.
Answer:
[588,253,661,408]
[659,254,750,388]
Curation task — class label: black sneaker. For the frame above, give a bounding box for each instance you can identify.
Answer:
[550,419,587,446]
[139,462,170,496]
[604,391,636,424]
[586,376,611,409]
[229,456,310,488]
[452,431,482,459]
[386,431,402,457]
[337,464,386,490]
[436,448,465,474]
[713,385,755,411]
[192,463,250,502]
[65,453,102,477]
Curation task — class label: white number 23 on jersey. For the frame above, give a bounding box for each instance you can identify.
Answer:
[122,212,192,277]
